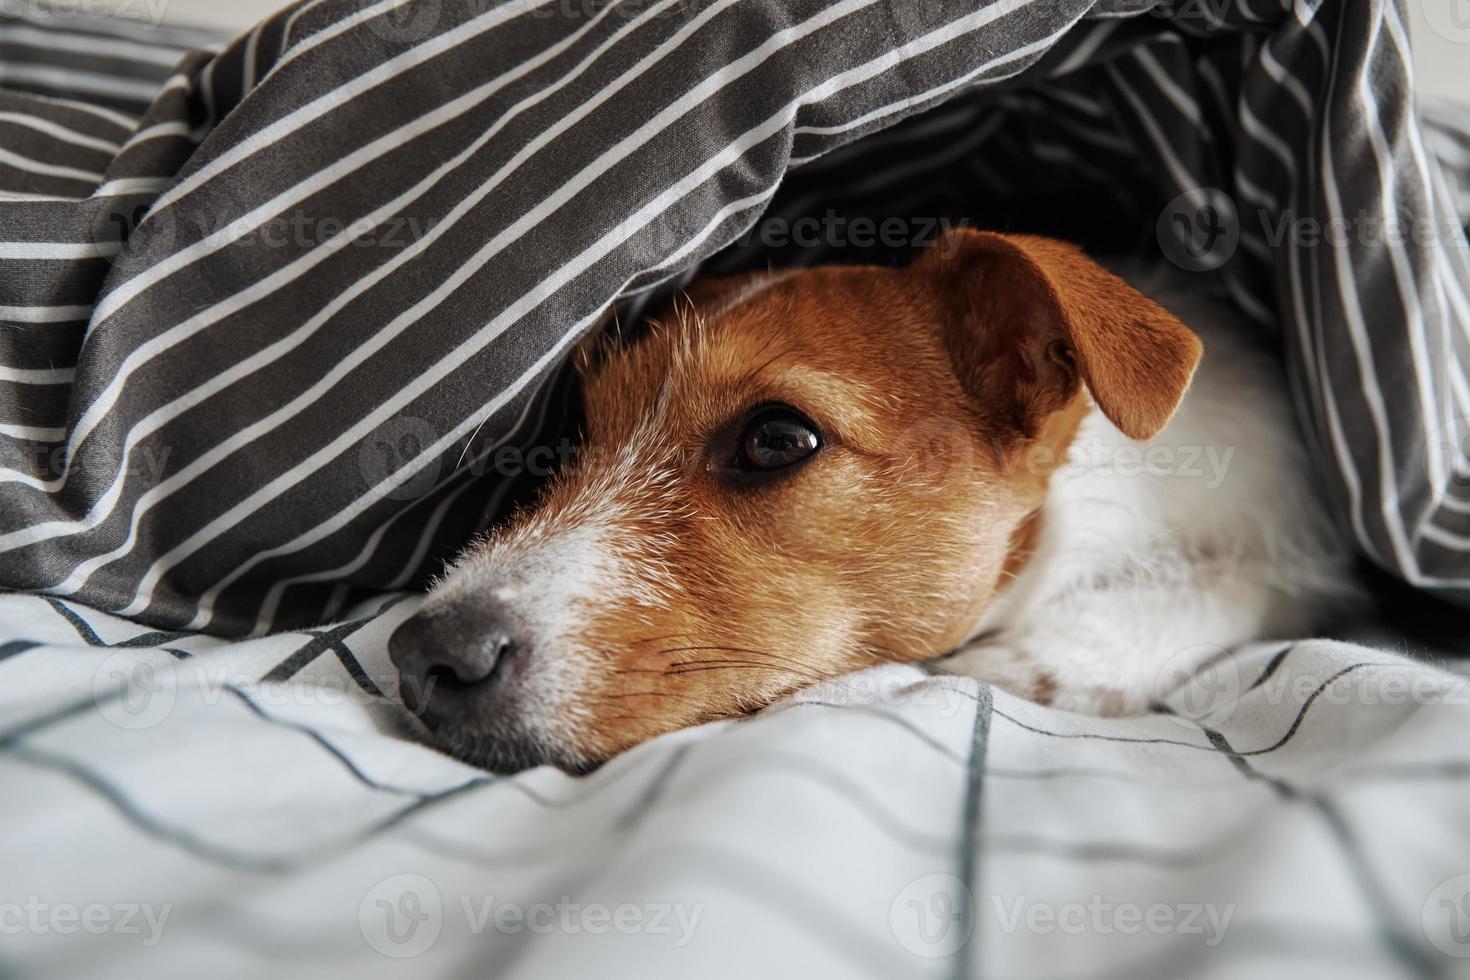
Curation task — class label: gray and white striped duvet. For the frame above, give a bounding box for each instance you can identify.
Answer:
[2,592,1469,979]
[0,0,1468,634]
[3,7,1470,976]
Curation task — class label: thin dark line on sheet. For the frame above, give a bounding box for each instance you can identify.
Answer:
[1201,722,1440,978]
[6,741,495,875]
[982,660,1397,755]
[459,841,905,980]
[1247,643,1297,691]
[402,745,693,868]
[261,611,385,683]
[7,743,306,874]
[43,596,106,646]
[1235,661,1401,756]
[224,687,428,798]
[328,641,385,698]
[672,750,955,854]
[0,689,129,747]
[985,823,1261,870]
[952,680,991,980]
[0,640,39,660]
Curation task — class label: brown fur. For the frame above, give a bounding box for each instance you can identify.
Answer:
[446,230,1201,767]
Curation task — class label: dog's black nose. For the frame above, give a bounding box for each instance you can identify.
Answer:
[388,607,519,723]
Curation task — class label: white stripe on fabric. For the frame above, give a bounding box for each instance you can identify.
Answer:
[0,0,680,509]
[1355,4,1441,502]
[1259,40,1315,118]
[0,63,163,102]
[0,241,119,259]
[1320,69,1470,588]
[0,424,65,441]
[1047,18,1114,78]
[100,0,921,618]
[277,0,335,57]
[120,120,203,152]
[0,304,90,323]
[91,177,173,197]
[84,1,629,336]
[789,23,1070,146]
[266,0,418,82]
[136,0,556,228]
[251,370,556,632]
[0,146,102,183]
[159,0,1053,627]
[0,112,121,153]
[1043,86,1107,118]
[0,23,185,66]
[1258,15,1390,575]
[793,100,981,173]
[88,3,566,333]
[1106,66,1275,327]
[1423,524,1470,551]
[1376,10,1470,559]
[1377,1,1470,545]
[1132,47,1207,131]
[0,364,75,384]
[25,91,138,131]
[241,21,263,94]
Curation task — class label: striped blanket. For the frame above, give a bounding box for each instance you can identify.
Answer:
[0,0,1468,633]
[2,2,1470,977]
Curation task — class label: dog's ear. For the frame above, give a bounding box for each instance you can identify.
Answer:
[916,229,1202,442]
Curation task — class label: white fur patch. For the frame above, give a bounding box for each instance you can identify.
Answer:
[947,263,1358,712]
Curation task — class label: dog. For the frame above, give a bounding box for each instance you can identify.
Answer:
[388,229,1356,773]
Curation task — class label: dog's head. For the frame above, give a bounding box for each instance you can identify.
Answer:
[389,230,1202,772]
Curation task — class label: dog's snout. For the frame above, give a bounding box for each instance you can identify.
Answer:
[389,607,521,721]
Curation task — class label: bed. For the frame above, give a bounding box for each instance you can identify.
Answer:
[1,1,1468,976]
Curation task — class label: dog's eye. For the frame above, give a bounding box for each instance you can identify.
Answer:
[738,407,820,471]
